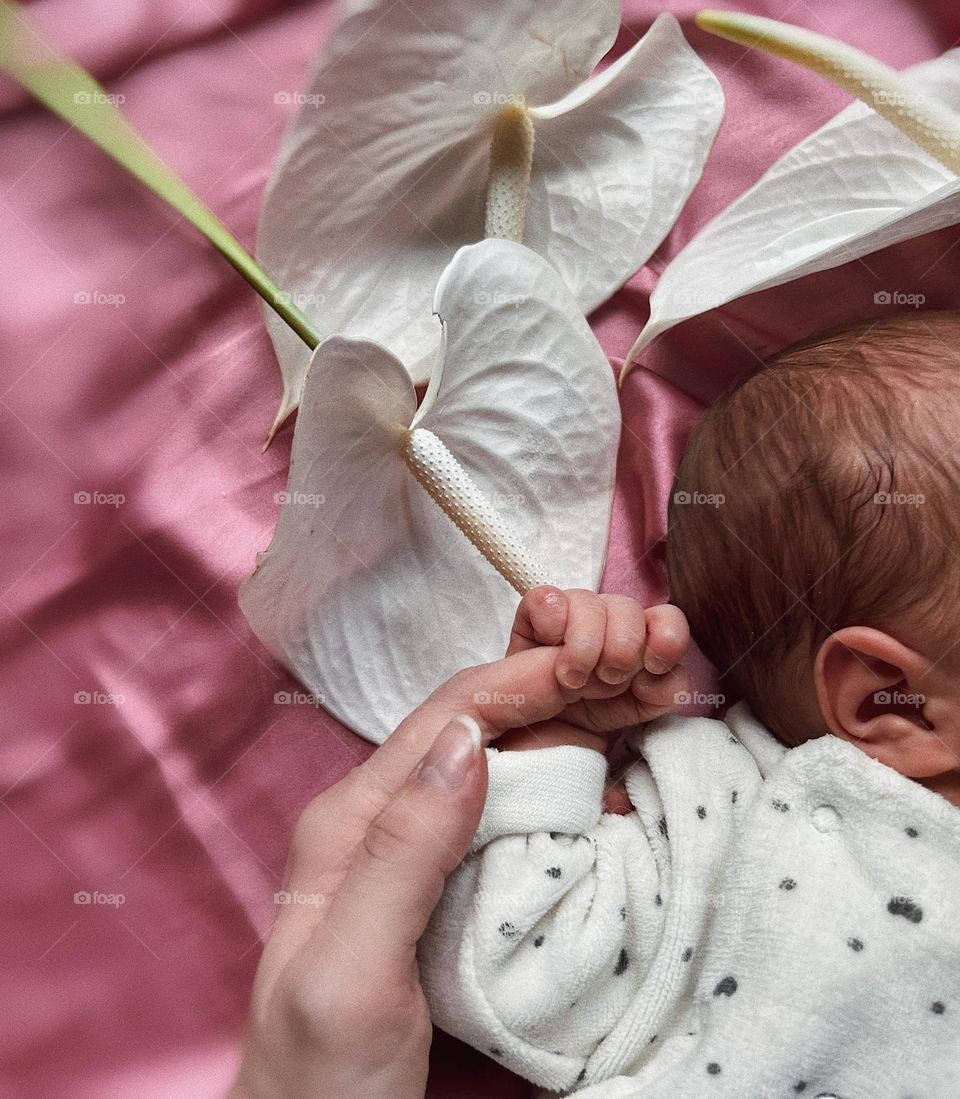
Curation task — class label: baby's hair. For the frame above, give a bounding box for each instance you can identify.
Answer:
[667,310,960,744]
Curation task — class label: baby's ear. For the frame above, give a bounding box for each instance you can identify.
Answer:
[814,626,959,778]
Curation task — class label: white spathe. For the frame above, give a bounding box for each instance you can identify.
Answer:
[623,48,960,374]
[257,1,723,431]
[239,240,620,745]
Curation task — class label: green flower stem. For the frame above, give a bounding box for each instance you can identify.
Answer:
[0,0,320,350]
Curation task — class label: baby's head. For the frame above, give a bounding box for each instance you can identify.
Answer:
[668,311,960,800]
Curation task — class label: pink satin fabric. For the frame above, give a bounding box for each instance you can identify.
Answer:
[2,1,958,1095]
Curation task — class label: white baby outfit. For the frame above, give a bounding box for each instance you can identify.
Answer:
[419,703,960,1097]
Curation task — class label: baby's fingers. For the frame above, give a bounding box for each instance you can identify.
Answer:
[507,586,568,655]
[630,663,689,723]
[555,589,607,690]
[596,595,647,686]
[642,604,690,674]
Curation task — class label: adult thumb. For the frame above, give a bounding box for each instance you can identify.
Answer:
[322,715,488,976]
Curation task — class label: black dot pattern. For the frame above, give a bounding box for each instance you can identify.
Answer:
[545,866,562,879]
[713,975,738,997]
[771,799,790,813]
[706,1062,722,1075]
[658,815,668,838]
[780,877,797,891]
[697,805,707,819]
[793,1084,808,1095]
[655,893,662,907]
[847,937,864,952]
[489,1046,502,1056]
[682,946,693,962]
[932,1001,946,1014]
[905,827,919,838]
[614,948,629,976]
[498,921,521,939]
[887,896,923,923]
[731,790,738,804]
[534,935,544,948]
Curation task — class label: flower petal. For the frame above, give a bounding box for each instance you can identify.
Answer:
[526,13,724,313]
[240,241,619,744]
[416,239,620,593]
[623,49,960,374]
[256,0,620,421]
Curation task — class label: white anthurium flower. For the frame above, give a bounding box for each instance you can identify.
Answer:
[257,1,724,437]
[622,13,960,377]
[240,240,620,744]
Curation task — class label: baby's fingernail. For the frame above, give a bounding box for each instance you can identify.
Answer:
[560,667,588,689]
[599,666,628,684]
[417,715,482,791]
[644,653,670,674]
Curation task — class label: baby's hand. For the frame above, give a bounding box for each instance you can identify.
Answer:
[499,588,689,812]
[507,586,689,710]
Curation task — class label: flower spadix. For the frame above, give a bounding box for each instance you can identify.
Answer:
[257,1,723,435]
[622,15,960,378]
[239,240,620,744]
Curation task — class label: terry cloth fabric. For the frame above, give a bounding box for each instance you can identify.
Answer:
[419,703,960,1097]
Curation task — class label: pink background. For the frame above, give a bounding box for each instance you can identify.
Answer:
[2,0,959,1095]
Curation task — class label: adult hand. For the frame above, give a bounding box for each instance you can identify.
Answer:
[232,644,616,1099]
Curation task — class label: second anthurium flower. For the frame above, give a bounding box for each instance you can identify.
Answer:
[240,239,620,745]
[257,0,724,435]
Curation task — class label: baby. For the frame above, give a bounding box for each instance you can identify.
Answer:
[417,311,960,1097]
